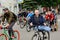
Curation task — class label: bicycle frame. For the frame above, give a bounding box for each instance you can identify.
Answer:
[2,28,20,40]
[0,28,9,40]
[2,28,10,39]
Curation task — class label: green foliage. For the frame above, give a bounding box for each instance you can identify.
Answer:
[21,0,60,9]
[32,0,59,7]
[22,0,37,9]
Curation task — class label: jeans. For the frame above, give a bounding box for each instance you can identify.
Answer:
[35,26,51,32]
[8,22,15,37]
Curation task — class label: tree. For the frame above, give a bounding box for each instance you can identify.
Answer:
[22,0,37,10]
[32,0,59,7]
[20,0,60,9]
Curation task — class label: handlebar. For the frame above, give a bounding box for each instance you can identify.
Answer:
[1,27,8,29]
[0,25,8,30]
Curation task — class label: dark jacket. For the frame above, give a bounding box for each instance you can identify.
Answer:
[18,12,28,17]
[2,11,17,24]
[29,14,45,26]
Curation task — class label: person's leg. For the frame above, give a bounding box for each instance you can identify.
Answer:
[8,30,11,37]
[8,30,13,40]
[19,17,22,22]
[54,19,58,31]
[8,22,15,37]
[44,26,51,31]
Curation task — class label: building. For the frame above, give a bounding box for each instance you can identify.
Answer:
[0,0,19,15]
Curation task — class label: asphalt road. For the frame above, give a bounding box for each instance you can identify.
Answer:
[0,15,60,40]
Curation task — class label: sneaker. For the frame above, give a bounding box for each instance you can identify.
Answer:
[11,35,16,39]
[51,29,52,31]
[54,28,57,31]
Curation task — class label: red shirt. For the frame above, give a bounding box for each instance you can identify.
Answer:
[45,13,54,21]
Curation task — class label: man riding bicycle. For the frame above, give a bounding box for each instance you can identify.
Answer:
[29,9,51,38]
[2,8,17,38]
[26,9,34,19]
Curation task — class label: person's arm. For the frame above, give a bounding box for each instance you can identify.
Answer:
[45,14,49,20]
[50,14,54,21]
[28,16,33,26]
[41,16,46,25]
[2,14,5,22]
[27,13,30,18]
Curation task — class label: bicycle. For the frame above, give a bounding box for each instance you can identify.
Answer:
[17,16,26,29]
[18,16,31,31]
[32,26,50,40]
[26,22,32,32]
[0,25,20,40]
[26,25,35,32]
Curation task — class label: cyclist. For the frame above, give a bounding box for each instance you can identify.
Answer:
[52,9,57,31]
[18,10,22,18]
[18,9,28,21]
[26,9,34,20]
[45,9,55,31]
[18,10,23,22]
[2,8,17,38]
[29,9,51,38]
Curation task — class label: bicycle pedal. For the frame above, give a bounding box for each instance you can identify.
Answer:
[44,36,47,39]
[44,35,47,39]
[11,36,16,39]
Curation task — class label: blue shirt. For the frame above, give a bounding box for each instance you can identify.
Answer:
[27,12,34,18]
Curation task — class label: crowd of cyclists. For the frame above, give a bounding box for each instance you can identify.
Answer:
[0,7,58,40]
[18,7,58,31]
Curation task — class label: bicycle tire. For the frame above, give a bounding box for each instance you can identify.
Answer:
[20,22,25,29]
[0,34,8,40]
[43,31,50,40]
[32,32,41,40]
[26,24,31,32]
[13,30,20,40]
[17,21,20,25]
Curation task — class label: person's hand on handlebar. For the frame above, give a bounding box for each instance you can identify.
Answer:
[2,22,9,28]
[44,23,46,26]
[30,22,33,26]
[5,24,9,28]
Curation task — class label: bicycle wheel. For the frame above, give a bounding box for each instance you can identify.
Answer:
[32,32,41,40]
[20,22,25,29]
[26,24,31,32]
[0,34,8,40]
[17,20,20,25]
[43,31,50,40]
[12,30,20,40]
